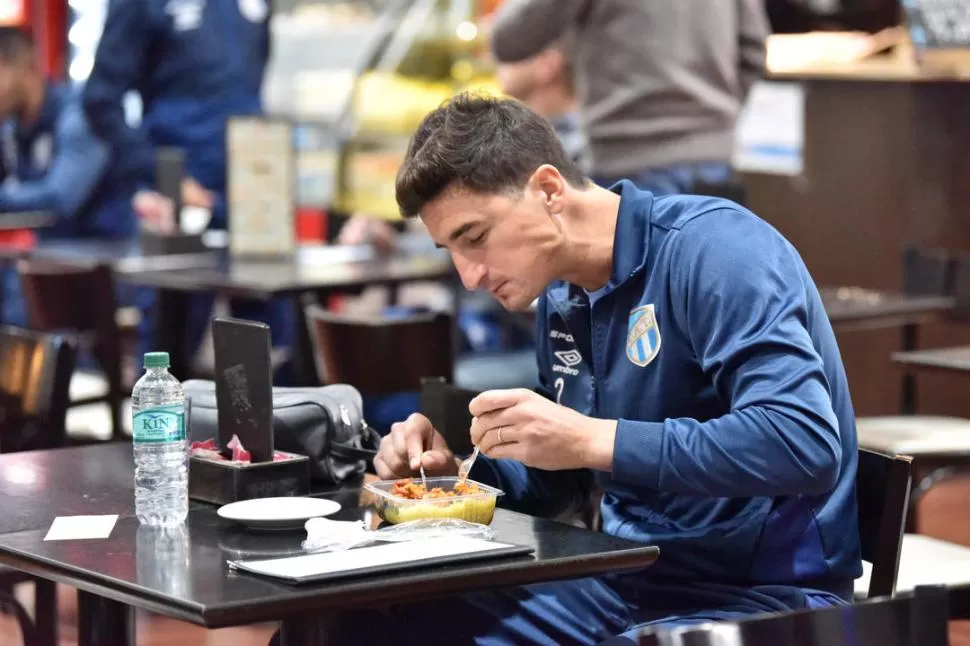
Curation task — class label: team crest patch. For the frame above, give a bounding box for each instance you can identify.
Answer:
[626,304,662,367]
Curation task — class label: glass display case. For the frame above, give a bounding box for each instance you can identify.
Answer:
[264,0,502,219]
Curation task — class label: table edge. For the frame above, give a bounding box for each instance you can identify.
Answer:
[0,547,207,624]
[0,542,659,628]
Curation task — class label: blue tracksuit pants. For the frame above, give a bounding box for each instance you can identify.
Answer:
[270,573,845,645]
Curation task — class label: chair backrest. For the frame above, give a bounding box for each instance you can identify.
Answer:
[17,259,123,387]
[605,585,949,646]
[17,260,120,334]
[856,447,913,598]
[0,326,76,452]
[948,251,970,323]
[901,245,952,297]
[304,305,454,395]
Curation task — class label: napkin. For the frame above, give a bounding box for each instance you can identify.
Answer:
[303,517,371,552]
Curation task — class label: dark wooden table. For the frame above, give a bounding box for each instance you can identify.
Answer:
[0,234,456,384]
[127,239,454,385]
[0,211,58,231]
[820,288,955,414]
[892,345,970,376]
[0,444,659,646]
[819,287,954,331]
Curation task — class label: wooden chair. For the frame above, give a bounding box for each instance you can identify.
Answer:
[304,305,454,394]
[856,246,970,527]
[864,469,970,602]
[855,448,913,599]
[0,326,77,646]
[0,326,76,451]
[17,260,134,442]
[602,585,949,646]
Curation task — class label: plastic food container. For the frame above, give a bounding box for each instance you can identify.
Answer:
[364,477,503,525]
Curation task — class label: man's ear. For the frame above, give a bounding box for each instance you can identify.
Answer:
[528,164,566,214]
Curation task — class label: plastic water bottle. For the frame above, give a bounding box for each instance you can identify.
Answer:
[132,352,188,526]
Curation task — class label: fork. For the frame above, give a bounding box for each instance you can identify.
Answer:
[457,446,481,485]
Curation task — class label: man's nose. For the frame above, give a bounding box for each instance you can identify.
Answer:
[452,252,487,290]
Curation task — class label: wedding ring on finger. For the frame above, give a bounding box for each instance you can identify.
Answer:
[498,428,504,444]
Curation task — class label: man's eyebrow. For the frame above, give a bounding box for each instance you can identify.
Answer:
[448,222,475,242]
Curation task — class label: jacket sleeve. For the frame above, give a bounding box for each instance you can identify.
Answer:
[81,0,156,183]
[490,0,574,63]
[737,0,769,100]
[611,206,842,498]
[0,106,109,219]
[468,292,595,518]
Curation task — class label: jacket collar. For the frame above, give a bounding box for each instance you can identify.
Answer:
[547,179,654,305]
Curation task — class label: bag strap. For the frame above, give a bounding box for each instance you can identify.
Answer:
[329,425,382,462]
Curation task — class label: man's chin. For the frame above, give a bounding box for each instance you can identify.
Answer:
[500,292,539,312]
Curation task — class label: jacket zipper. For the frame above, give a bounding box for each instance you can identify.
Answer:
[546,291,598,412]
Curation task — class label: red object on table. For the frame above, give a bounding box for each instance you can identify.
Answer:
[295,206,327,243]
[0,229,36,249]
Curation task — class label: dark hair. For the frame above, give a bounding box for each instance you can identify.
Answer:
[0,27,33,64]
[395,92,587,218]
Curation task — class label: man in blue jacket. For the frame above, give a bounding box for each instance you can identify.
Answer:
[81,0,293,372]
[0,28,140,326]
[351,94,861,644]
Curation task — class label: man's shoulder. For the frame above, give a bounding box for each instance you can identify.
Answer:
[649,193,760,233]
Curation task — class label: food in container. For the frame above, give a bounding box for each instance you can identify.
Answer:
[365,477,503,525]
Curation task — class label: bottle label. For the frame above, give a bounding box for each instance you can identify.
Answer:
[133,404,185,443]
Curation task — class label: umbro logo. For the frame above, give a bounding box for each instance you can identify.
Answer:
[552,350,582,376]
[554,350,583,367]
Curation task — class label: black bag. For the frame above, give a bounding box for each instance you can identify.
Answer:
[181,380,381,485]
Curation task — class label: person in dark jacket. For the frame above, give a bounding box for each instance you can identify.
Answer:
[0,27,141,327]
[81,0,293,371]
[314,94,861,644]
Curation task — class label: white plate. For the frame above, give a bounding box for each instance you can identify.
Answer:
[217,497,341,531]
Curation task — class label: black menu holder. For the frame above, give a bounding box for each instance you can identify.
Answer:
[188,317,309,506]
[139,147,208,257]
[420,377,477,456]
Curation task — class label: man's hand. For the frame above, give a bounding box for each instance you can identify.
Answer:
[132,190,176,234]
[373,413,458,480]
[469,389,616,472]
[338,214,398,254]
[181,177,214,209]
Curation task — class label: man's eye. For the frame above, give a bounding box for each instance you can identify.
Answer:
[467,232,487,246]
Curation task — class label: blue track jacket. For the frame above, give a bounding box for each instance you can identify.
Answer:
[472,181,862,595]
[0,81,134,238]
[81,0,270,227]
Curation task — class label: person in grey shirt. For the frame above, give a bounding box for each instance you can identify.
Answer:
[496,44,586,164]
[491,0,770,196]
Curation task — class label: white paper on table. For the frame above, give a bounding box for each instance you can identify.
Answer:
[733,80,805,176]
[44,515,119,541]
[228,535,532,584]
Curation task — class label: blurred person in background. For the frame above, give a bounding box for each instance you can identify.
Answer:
[490,0,770,198]
[0,27,142,328]
[495,43,584,164]
[81,0,294,378]
[338,43,584,251]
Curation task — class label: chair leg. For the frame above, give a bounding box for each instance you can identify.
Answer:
[33,580,57,646]
[110,392,125,442]
[0,589,40,646]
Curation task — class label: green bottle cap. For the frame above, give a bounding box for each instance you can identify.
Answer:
[144,352,170,369]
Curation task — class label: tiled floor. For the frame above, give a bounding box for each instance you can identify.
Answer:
[3,474,970,645]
